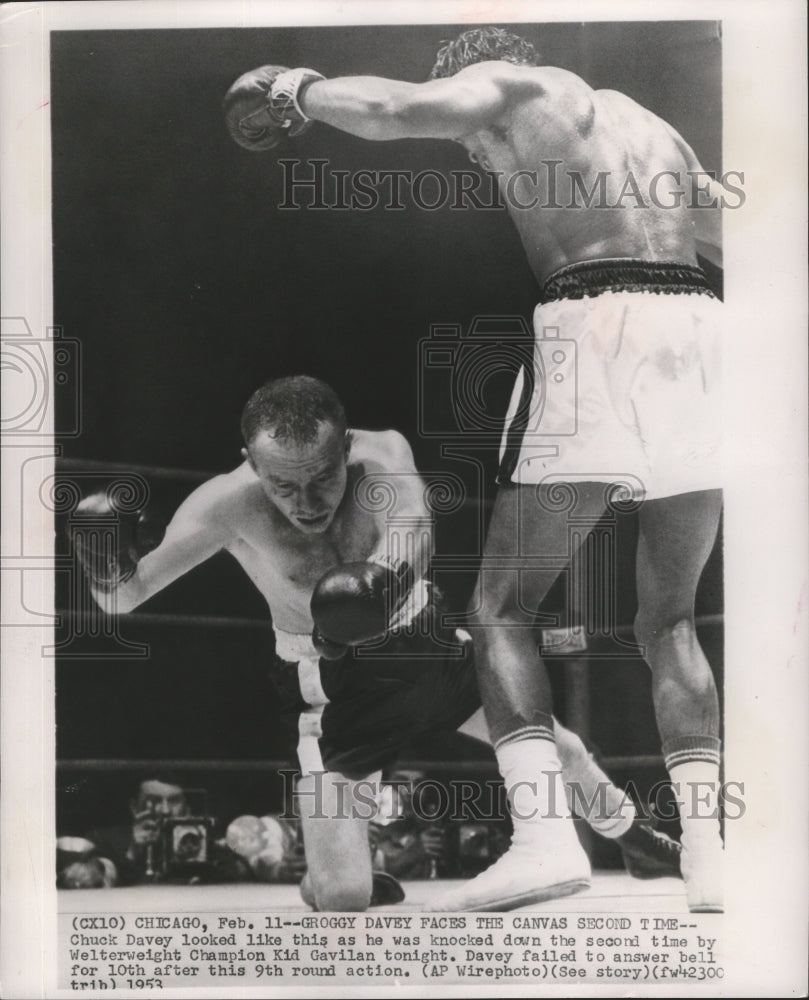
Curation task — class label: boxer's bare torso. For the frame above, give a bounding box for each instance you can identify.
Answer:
[459,67,712,284]
[222,453,380,632]
[108,429,426,634]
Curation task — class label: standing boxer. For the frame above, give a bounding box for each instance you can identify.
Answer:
[76,375,681,911]
[224,26,726,912]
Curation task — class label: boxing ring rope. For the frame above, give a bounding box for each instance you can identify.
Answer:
[55,604,721,776]
[56,456,212,483]
[54,755,668,774]
[54,457,723,783]
[56,608,723,635]
[58,609,271,630]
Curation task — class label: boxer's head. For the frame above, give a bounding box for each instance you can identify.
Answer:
[430,27,539,80]
[241,376,350,534]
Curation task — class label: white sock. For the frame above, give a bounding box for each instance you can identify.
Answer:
[668,760,723,846]
[496,739,580,847]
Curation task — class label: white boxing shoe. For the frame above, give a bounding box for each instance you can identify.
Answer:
[434,833,591,912]
[681,833,724,913]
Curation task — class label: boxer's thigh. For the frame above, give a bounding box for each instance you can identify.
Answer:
[319,637,480,780]
[636,489,723,622]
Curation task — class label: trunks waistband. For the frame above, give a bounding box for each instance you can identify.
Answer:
[541,258,715,303]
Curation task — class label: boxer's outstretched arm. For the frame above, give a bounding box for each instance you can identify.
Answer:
[91,478,235,615]
[302,63,525,141]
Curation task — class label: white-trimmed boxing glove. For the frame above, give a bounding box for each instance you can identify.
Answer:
[270,67,326,126]
[224,65,324,151]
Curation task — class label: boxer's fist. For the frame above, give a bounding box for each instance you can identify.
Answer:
[223,65,324,151]
[70,492,165,593]
[310,559,412,648]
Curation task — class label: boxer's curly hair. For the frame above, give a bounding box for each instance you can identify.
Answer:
[430,26,539,80]
[241,375,347,448]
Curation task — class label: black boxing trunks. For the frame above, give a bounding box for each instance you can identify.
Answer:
[270,621,481,781]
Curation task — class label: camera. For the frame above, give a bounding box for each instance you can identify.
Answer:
[138,788,217,879]
[158,816,215,874]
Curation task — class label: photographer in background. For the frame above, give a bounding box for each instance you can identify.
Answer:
[59,775,251,887]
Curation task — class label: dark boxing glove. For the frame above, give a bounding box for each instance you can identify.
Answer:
[310,558,413,648]
[311,625,349,662]
[223,65,324,151]
[70,491,165,593]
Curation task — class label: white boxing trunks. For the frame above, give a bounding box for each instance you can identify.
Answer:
[498,260,723,501]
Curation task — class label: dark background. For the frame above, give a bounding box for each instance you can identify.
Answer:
[52,22,723,842]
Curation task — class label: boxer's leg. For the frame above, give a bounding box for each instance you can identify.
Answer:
[436,481,607,911]
[554,722,634,836]
[554,721,682,879]
[634,488,724,910]
[297,769,374,912]
[469,482,608,741]
[458,710,633,836]
[456,712,680,880]
[295,711,375,912]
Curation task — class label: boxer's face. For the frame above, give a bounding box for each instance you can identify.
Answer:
[246,421,349,534]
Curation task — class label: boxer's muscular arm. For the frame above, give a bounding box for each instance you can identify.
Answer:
[302,64,530,141]
[92,478,235,615]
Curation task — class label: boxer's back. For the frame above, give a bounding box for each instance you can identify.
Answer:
[460,65,713,284]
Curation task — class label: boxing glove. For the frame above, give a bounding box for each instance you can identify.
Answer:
[311,624,349,661]
[70,491,165,593]
[310,558,413,648]
[223,65,324,151]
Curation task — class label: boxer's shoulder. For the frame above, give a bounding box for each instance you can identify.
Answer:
[185,464,262,525]
[453,60,579,95]
[348,428,415,474]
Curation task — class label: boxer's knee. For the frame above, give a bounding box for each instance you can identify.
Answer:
[312,875,372,912]
[634,606,697,654]
[633,609,715,693]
